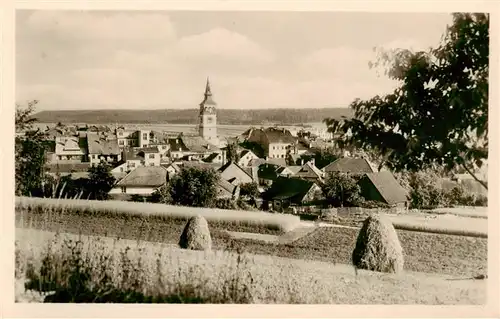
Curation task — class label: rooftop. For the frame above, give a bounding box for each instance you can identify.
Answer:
[115,166,168,187]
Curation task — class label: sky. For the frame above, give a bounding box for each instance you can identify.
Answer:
[16,10,453,111]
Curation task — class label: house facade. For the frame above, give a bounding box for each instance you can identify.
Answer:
[87,133,121,166]
[245,127,297,159]
[264,177,323,212]
[109,166,168,198]
[54,136,87,162]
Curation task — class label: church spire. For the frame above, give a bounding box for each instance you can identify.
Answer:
[200,76,216,106]
[205,77,212,97]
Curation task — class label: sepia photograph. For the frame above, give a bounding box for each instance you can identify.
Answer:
[11,5,493,310]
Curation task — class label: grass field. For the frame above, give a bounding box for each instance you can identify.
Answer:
[16,197,300,235]
[17,205,487,278]
[15,228,486,304]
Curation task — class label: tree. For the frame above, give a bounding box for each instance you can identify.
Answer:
[87,162,116,200]
[239,182,260,206]
[165,167,220,208]
[321,172,364,207]
[15,100,48,196]
[226,142,240,163]
[325,13,489,189]
[297,147,340,169]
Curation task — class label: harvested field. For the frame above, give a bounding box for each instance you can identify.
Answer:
[16,228,486,304]
[17,208,487,277]
[16,196,300,235]
[17,197,300,232]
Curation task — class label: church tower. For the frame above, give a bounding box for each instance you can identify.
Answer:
[198,77,218,142]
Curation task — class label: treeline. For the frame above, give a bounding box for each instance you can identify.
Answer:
[32,108,354,125]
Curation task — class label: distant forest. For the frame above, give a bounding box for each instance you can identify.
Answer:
[33,108,354,125]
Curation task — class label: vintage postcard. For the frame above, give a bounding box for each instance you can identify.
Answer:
[2,0,498,318]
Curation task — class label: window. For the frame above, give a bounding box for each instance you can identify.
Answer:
[143,133,148,140]
[149,154,155,159]
[119,140,124,145]
[121,187,126,193]
[130,162,136,167]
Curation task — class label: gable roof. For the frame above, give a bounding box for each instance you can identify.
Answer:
[87,133,120,155]
[203,152,220,163]
[218,161,254,183]
[115,166,168,187]
[363,172,408,205]
[323,157,375,174]
[166,138,188,152]
[217,179,238,197]
[55,136,86,155]
[160,162,182,173]
[264,128,297,144]
[181,135,220,153]
[239,149,259,160]
[45,162,91,174]
[140,146,160,153]
[264,177,318,203]
[287,166,302,175]
[295,162,324,180]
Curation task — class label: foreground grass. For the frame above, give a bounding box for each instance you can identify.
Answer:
[16,228,486,304]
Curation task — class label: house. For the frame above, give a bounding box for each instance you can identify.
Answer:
[87,133,121,165]
[294,161,325,182]
[45,162,91,179]
[139,146,161,167]
[109,166,169,198]
[160,162,182,180]
[116,128,139,148]
[257,163,285,186]
[322,157,376,175]
[203,152,225,164]
[181,135,224,162]
[218,161,256,185]
[358,172,409,208]
[237,149,260,167]
[263,177,323,212]
[249,157,287,168]
[245,127,297,159]
[167,137,189,160]
[276,166,301,178]
[216,179,240,200]
[54,136,87,162]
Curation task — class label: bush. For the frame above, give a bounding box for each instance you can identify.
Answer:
[179,216,212,251]
[321,172,364,207]
[396,171,446,209]
[167,167,220,208]
[352,214,404,273]
[214,198,239,210]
